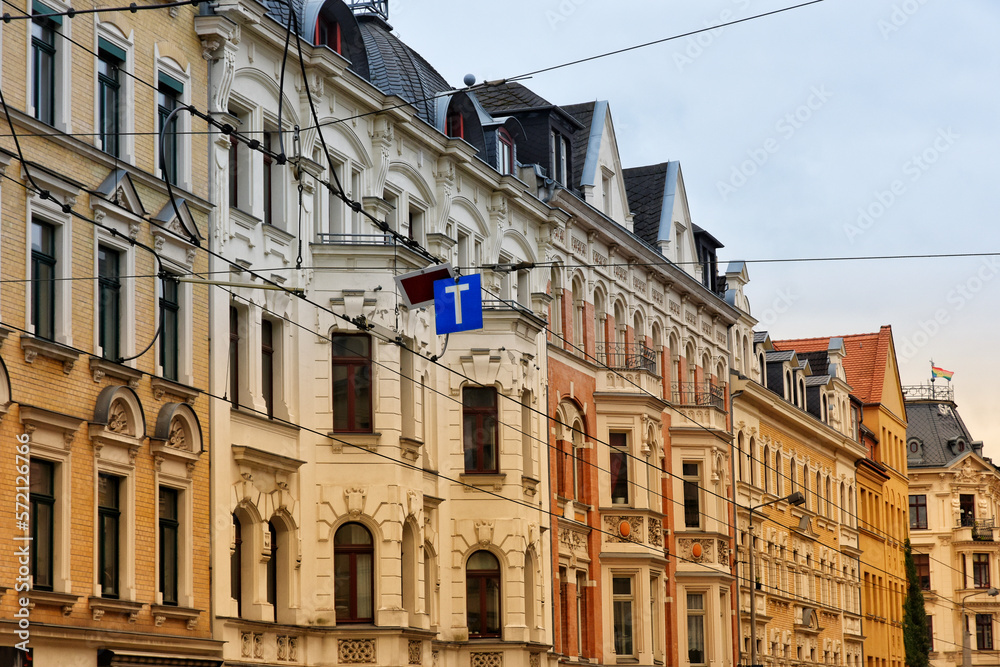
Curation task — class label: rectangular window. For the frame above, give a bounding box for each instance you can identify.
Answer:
[927,616,934,652]
[98,473,121,598]
[331,334,372,432]
[909,494,927,529]
[97,39,124,156]
[261,318,274,418]
[228,133,240,209]
[576,571,587,657]
[977,613,994,650]
[974,553,990,588]
[609,432,629,505]
[30,459,55,591]
[98,245,121,360]
[159,487,179,606]
[612,576,633,656]
[687,592,706,665]
[229,306,240,407]
[463,387,498,473]
[961,494,976,526]
[31,6,58,125]
[157,73,182,184]
[913,554,930,590]
[160,275,179,380]
[31,220,57,340]
[683,462,701,528]
[263,130,275,225]
[446,111,464,139]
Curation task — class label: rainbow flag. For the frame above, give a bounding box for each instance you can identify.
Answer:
[931,366,954,381]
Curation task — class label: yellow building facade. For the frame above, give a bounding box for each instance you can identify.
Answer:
[775,327,909,667]
[728,269,865,667]
[0,0,219,663]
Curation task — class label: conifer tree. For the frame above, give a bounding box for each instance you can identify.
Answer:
[903,539,931,667]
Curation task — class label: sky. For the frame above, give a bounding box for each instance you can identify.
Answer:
[387,0,1000,455]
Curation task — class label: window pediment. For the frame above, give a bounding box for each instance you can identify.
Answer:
[89,385,145,462]
[151,402,203,477]
[92,169,147,219]
[19,404,83,453]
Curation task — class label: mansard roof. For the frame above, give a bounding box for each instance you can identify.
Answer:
[475,81,554,114]
[355,15,451,125]
[906,399,978,467]
[774,326,894,404]
[623,161,671,248]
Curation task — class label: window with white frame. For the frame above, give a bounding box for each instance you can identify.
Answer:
[687,592,707,665]
[97,244,123,360]
[683,462,702,528]
[30,0,70,128]
[96,24,134,161]
[609,432,629,505]
[612,575,635,657]
[155,59,190,188]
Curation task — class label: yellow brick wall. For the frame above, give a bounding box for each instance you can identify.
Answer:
[0,0,214,650]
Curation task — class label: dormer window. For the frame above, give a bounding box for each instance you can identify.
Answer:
[550,130,570,185]
[315,17,341,53]
[447,110,464,140]
[498,128,514,175]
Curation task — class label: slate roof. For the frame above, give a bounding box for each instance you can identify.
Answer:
[906,400,976,467]
[754,331,770,344]
[805,375,832,387]
[623,162,669,248]
[765,350,796,362]
[474,81,553,115]
[773,326,893,404]
[798,351,830,376]
[562,102,595,189]
[356,16,451,125]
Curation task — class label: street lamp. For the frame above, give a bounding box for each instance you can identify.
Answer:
[962,586,999,667]
[747,491,806,667]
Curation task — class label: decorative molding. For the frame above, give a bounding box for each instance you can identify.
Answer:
[339,638,376,664]
[20,336,79,374]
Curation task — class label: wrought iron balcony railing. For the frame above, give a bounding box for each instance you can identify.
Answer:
[672,382,725,410]
[596,342,657,374]
[316,232,395,246]
[973,518,996,541]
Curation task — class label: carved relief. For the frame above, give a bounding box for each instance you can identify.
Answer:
[345,486,367,517]
[339,638,376,663]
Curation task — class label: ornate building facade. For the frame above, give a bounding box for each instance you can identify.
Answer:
[728,269,866,667]
[905,382,1000,667]
[198,2,557,665]
[0,0,219,662]
[773,326,909,667]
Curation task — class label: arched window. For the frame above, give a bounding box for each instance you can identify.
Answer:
[736,432,745,482]
[790,463,797,492]
[335,523,374,623]
[785,371,792,401]
[266,520,278,621]
[815,472,822,515]
[773,450,782,495]
[802,464,809,507]
[749,437,757,487]
[763,445,771,493]
[231,513,243,617]
[467,551,501,638]
[498,128,515,175]
[759,352,766,386]
[401,522,417,626]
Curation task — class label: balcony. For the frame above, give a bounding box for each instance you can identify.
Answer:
[317,232,395,245]
[672,382,725,411]
[974,518,995,542]
[596,342,657,374]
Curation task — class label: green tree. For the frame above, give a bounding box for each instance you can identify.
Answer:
[903,539,931,667]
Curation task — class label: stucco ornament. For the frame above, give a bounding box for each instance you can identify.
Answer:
[345,487,367,517]
[475,520,494,546]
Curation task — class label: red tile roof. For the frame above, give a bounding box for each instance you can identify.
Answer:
[773,325,894,404]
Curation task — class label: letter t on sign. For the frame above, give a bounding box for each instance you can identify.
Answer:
[434,274,483,334]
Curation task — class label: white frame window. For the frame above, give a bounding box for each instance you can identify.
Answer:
[154,54,191,189]
[94,23,134,162]
[28,0,72,131]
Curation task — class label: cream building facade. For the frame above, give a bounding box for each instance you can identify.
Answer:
[905,383,1000,667]
[198,2,560,665]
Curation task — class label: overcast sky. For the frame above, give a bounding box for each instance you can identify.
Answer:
[389,0,1000,455]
